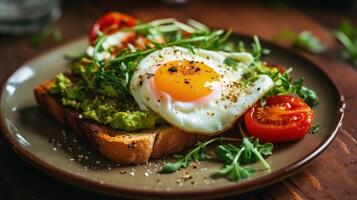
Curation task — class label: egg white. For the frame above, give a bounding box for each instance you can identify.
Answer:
[130,46,273,134]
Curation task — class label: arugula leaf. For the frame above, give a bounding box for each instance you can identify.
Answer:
[275,30,326,53]
[334,20,357,67]
[293,31,326,53]
[255,142,274,157]
[239,138,255,164]
[339,20,357,38]
[217,147,256,181]
[215,137,272,181]
[160,137,241,173]
[241,138,272,168]
[31,24,63,47]
[109,30,225,64]
[215,144,240,163]
[252,35,270,60]
[159,138,212,173]
[309,125,320,134]
[93,32,106,61]
[188,19,210,32]
[252,63,319,106]
[294,84,319,106]
[160,159,187,173]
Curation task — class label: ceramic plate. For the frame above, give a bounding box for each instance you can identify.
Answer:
[0,35,344,199]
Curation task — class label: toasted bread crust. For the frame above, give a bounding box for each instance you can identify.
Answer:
[34,80,198,165]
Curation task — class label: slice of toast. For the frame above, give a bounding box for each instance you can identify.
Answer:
[34,80,199,165]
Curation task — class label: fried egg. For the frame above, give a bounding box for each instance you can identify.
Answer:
[130,46,273,134]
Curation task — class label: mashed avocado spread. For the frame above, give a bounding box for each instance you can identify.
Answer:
[50,73,163,132]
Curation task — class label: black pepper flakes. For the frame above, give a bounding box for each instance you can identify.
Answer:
[146,73,155,79]
[168,66,178,73]
[138,80,143,86]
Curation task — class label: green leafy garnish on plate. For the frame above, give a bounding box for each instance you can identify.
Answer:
[160,137,273,182]
[216,138,272,181]
[309,125,320,134]
[160,137,241,173]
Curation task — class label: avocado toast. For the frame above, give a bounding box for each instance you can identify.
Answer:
[35,78,198,165]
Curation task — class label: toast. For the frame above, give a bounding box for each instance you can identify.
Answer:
[34,80,200,165]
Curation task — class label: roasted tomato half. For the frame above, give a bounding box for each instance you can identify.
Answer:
[89,11,137,44]
[244,95,314,143]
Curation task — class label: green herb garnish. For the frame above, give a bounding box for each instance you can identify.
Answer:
[244,62,319,107]
[252,35,270,59]
[274,30,326,53]
[93,32,106,61]
[109,29,225,64]
[216,138,272,181]
[334,20,357,67]
[309,125,320,134]
[160,137,241,173]
[160,137,273,182]
[216,146,256,181]
[31,24,63,47]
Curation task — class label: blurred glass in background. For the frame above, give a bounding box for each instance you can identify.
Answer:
[0,0,61,34]
[161,0,189,6]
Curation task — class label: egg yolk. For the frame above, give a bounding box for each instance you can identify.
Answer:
[154,60,220,102]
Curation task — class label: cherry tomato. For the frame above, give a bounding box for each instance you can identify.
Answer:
[88,12,137,44]
[244,95,314,143]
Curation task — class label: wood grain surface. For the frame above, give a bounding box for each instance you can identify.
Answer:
[0,0,356,199]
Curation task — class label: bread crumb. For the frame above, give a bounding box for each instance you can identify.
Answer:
[200,167,207,171]
[176,179,183,186]
[181,173,192,181]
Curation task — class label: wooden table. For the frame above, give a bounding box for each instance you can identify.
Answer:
[1,1,356,199]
